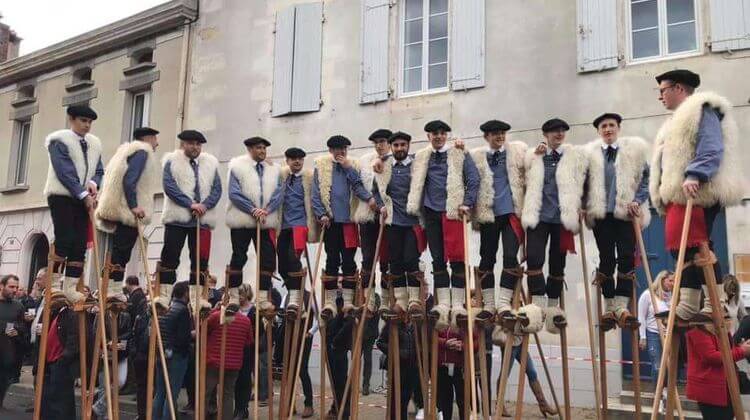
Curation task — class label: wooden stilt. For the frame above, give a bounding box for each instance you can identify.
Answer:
[630,286,642,419]
[596,284,608,419]
[513,307,530,420]
[279,311,293,418]
[216,291,228,420]
[461,215,478,420]
[77,277,89,419]
[633,219,684,419]
[477,326,491,419]
[559,292,571,420]
[412,317,429,417]
[464,331,472,420]
[194,221,202,420]
[32,247,61,420]
[386,328,394,420]
[650,200,693,420]
[494,280,521,419]
[85,308,102,418]
[251,224,261,420]
[320,323,328,420]
[266,319,274,420]
[665,335,679,420]
[430,322,439,419]
[109,307,121,420]
[392,319,402,420]
[146,311,157,420]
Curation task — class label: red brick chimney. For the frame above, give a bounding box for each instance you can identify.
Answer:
[0,14,22,62]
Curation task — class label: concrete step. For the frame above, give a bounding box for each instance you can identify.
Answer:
[619,389,700,411]
[606,397,703,420]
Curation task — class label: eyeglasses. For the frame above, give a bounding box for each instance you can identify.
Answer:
[658,84,677,95]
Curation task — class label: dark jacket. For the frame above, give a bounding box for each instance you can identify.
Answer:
[0,298,27,368]
[159,299,192,356]
[375,322,417,363]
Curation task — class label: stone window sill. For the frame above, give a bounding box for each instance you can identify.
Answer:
[0,185,30,194]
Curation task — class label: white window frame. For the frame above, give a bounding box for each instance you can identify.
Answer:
[627,0,702,64]
[12,120,32,186]
[399,0,450,97]
[129,90,151,140]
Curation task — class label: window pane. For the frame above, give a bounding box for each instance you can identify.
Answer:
[428,63,447,89]
[430,0,448,14]
[429,39,447,64]
[405,19,423,44]
[633,27,660,58]
[133,94,145,130]
[429,13,448,39]
[668,22,697,53]
[16,123,31,185]
[406,0,423,20]
[405,67,422,92]
[631,0,658,29]
[667,0,694,24]
[406,43,423,68]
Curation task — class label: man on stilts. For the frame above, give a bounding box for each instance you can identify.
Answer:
[44,105,104,306]
[158,129,222,309]
[226,136,282,317]
[650,69,743,325]
[357,129,392,314]
[312,135,377,319]
[520,118,587,332]
[407,120,479,330]
[95,127,161,303]
[469,120,527,323]
[584,113,650,329]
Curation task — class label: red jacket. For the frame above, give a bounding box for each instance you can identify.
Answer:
[206,310,253,371]
[437,327,478,366]
[686,327,745,407]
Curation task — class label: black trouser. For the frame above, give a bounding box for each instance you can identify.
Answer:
[278,228,304,290]
[328,346,351,418]
[674,204,724,290]
[48,195,88,277]
[229,228,276,291]
[437,365,465,420]
[324,223,358,292]
[360,222,386,288]
[361,333,377,389]
[526,222,566,299]
[110,222,139,283]
[698,402,733,420]
[390,359,419,420]
[234,346,253,415]
[135,358,148,419]
[41,360,76,419]
[0,361,11,406]
[386,225,422,290]
[160,224,209,285]
[592,214,636,299]
[299,335,313,407]
[479,214,521,290]
[424,207,465,289]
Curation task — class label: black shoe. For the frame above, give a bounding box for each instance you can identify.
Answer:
[362,384,370,396]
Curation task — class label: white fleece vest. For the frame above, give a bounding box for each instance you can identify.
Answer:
[160,151,220,228]
[407,146,466,220]
[470,142,527,225]
[279,166,320,243]
[650,91,744,214]
[521,143,588,233]
[353,150,380,224]
[43,129,102,198]
[226,156,281,230]
[313,155,366,222]
[584,136,651,228]
[95,141,160,230]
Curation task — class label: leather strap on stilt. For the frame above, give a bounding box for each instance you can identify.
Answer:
[525,269,544,277]
[474,268,489,283]
[591,271,609,286]
[616,272,636,282]
[693,250,718,267]
[548,275,567,291]
[502,267,524,278]
[260,270,275,277]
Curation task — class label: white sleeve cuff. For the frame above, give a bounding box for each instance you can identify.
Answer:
[77,191,90,200]
[88,180,98,188]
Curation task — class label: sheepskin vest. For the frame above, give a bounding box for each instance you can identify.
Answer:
[313,155,364,222]
[43,129,103,198]
[226,156,281,229]
[470,142,527,224]
[279,166,321,243]
[354,151,380,224]
[95,141,160,230]
[521,144,587,233]
[650,91,744,214]
[584,136,651,228]
[160,151,219,228]
[407,146,466,220]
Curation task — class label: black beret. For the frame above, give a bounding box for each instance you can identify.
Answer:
[177,129,207,143]
[388,131,412,143]
[67,105,98,120]
[480,119,511,133]
[133,127,159,139]
[284,147,306,158]
[243,136,271,147]
[368,129,393,142]
[327,135,351,148]
[592,113,622,128]
[424,120,451,133]
[541,118,570,133]
[655,69,700,88]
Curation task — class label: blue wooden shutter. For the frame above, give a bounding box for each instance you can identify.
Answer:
[272,6,296,117]
[360,0,391,103]
[710,0,750,52]
[291,2,324,113]
[576,0,618,72]
[450,0,485,90]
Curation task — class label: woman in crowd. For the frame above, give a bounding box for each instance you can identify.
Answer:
[723,274,746,335]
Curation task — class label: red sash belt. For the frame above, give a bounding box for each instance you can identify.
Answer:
[665,203,707,251]
[343,223,359,249]
[442,214,465,262]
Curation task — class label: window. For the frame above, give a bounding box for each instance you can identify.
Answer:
[630,0,698,61]
[401,0,449,94]
[13,120,32,186]
[129,91,150,139]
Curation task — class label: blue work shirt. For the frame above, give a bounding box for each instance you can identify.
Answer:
[48,138,104,199]
[539,149,562,224]
[227,161,283,215]
[602,144,650,213]
[373,157,419,227]
[422,148,480,212]
[311,162,372,223]
[685,105,724,182]
[281,172,307,229]
[123,149,147,209]
[163,160,222,228]
[487,148,514,216]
